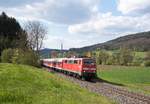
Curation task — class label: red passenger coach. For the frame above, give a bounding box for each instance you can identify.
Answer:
[42,58,97,80]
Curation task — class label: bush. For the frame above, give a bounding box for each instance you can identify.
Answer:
[1,48,14,63]
[145,51,150,60]
[143,60,150,67]
[1,48,40,67]
[118,47,134,65]
[110,52,120,65]
[131,57,143,66]
[19,50,40,67]
[12,49,20,64]
[106,55,114,65]
[95,50,109,65]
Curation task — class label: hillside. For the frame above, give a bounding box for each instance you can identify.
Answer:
[0,63,112,104]
[40,48,67,54]
[40,48,67,58]
[70,31,150,52]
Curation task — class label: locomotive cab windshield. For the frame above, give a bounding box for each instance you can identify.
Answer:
[82,58,97,79]
[83,59,96,65]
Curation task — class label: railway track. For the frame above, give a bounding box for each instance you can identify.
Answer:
[45,68,150,104]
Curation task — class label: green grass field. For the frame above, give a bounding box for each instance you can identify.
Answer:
[135,52,146,58]
[0,63,113,104]
[97,65,150,95]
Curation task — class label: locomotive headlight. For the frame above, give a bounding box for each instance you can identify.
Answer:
[91,68,96,70]
[83,68,96,70]
[83,68,88,70]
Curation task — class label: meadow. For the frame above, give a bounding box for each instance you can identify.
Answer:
[97,65,150,95]
[0,63,113,104]
[134,52,146,58]
[107,51,146,58]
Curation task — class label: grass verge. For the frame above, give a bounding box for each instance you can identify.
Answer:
[0,63,113,104]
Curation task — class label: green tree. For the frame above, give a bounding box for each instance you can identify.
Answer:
[0,12,28,56]
[94,49,109,65]
[1,48,39,67]
[19,49,39,67]
[1,48,14,63]
[145,51,150,60]
[119,47,134,65]
[111,52,121,65]
[143,51,150,67]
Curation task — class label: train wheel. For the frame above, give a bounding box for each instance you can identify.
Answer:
[64,71,67,74]
[70,72,73,76]
[73,73,76,77]
[81,76,85,81]
[85,77,91,81]
[76,74,80,79]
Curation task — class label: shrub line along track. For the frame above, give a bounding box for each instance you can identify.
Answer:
[45,68,150,104]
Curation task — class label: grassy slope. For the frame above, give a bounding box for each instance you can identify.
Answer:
[0,63,113,104]
[97,65,150,95]
[107,51,146,58]
[135,52,146,58]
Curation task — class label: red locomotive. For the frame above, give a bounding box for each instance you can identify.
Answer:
[41,58,97,80]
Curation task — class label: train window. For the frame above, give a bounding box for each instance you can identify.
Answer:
[74,60,78,64]
[67,60,70,63]
[68,60,74,64]
[64,60,67,63]
[71,60,74,64]
[67,60,70,64]
[78,60,81,64]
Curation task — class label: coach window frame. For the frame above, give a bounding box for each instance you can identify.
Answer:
[74,60,78,64]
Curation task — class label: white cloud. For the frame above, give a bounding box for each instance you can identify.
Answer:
[1,0,150,49]
[43,34,94,49]
[0,0,42,7]
[68,13,150,34]
[0,0,101,24]
[117,0,150,14]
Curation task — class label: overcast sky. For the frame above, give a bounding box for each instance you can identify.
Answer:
[0,0,150,49]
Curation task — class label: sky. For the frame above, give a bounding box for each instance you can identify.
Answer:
[0,0,150,49]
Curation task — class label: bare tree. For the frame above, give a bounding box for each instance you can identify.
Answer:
[25,21,47,54]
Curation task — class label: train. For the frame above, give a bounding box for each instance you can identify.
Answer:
[41,58,97,80]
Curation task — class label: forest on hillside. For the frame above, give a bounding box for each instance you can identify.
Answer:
[0,12,47,67]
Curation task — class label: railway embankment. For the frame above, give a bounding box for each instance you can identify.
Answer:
[0,63,113,104]
[47,67,150,104]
